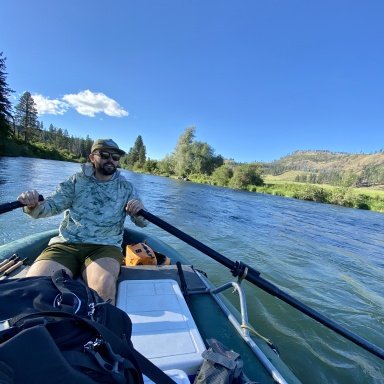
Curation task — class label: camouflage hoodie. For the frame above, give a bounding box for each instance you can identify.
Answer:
[25,163,146,248]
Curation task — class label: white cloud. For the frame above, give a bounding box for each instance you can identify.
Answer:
[31,90,128,118]
[33,94,69,115]
[62,90,128,117]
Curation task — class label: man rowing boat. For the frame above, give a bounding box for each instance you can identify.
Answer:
[17,138,147,304]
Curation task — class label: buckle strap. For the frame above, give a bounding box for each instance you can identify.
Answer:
[64,349,127,384]
[51,270,82,314]
[83,338,132,384]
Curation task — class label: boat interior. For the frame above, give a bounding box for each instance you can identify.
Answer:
[0,228,302,384]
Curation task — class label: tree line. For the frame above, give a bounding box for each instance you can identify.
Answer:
[121,126,264,189]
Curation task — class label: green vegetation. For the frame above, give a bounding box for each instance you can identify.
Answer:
[1,133,92,162]
[186,176,384,213]
[122,135,147,170]
[1,51,383,213]
[253,182,384,212]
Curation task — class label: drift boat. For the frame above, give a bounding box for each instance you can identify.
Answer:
[0,201,383,383]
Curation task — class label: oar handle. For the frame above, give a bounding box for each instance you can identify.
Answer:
[0,195,44,214]
[1,258,28,277]
[0,254,18,268]
[138,209,384,361]
[0,257,20,273]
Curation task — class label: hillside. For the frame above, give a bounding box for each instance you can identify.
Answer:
[262,150,384,188]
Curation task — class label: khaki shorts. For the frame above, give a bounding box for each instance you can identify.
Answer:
[35,243,124,276]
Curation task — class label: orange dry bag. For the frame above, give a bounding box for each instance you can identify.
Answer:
[125,242,157,266]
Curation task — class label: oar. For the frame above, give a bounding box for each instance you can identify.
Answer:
[0,257,29,279]
[0,195,44,214]
[138,209,384,361]
[0,254,18,268]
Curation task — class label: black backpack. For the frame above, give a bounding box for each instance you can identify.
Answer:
[0,270,176,384]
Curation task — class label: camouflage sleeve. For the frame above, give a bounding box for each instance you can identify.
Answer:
[24,175,76,219]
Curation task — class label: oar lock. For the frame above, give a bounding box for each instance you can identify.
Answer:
[231,261,251,281]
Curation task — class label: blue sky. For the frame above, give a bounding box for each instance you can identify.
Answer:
[2,1,383,163]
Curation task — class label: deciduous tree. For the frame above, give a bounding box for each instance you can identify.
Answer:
[229,163,264,189]
[173,126,223,176]
[173,126,195,177]
[211,164,234,186]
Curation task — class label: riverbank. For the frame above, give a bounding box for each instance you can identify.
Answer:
[252,181,384,212]
[0,138,85,162]
[187,174,384,213]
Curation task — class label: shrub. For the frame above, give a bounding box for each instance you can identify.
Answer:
[292,185,328,202]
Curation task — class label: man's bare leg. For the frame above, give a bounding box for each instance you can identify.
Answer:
[26,259,74,278]
[82,258,120,305]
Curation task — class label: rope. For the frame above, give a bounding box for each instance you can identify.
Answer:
[241,323,279,355]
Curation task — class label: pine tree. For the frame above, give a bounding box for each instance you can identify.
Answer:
[14,91,39,142]
[125,135,147,168]
[0,52,14,142]
[136,135,146,167]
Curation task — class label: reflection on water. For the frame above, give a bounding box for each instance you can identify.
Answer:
[0,157,383,384]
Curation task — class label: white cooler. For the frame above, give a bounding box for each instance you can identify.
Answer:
[144,369,190,384]
[116,279,206,376]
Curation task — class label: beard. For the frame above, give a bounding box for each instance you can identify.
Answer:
[95,162,117,176]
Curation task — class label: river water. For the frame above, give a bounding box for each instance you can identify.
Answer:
[0,157,383,383]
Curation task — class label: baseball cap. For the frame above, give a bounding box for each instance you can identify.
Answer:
[91,139,125,155]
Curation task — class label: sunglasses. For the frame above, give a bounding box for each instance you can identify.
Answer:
[94,151,121,161]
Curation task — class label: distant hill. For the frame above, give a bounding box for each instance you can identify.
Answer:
[262,150,384,188]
